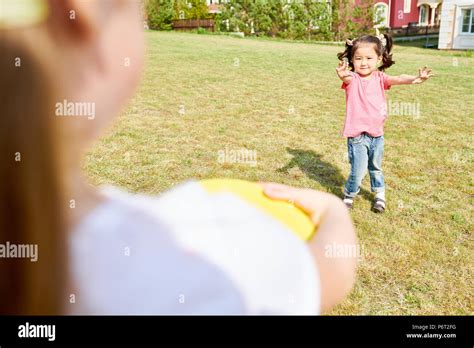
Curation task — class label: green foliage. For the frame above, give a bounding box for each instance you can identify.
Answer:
[146,0,210,30]
[331,0,376,40]
[250,0,273,34]
[287,0,333,40]
[146,0,174,30]
[173,0,210,20]
[217,0,334,41]
[145,0,377,41]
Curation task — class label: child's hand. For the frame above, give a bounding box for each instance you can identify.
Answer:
[412,66,434,84]
[336,59,351,79]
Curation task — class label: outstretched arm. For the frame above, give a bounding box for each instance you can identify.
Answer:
[262,183,357,313]
[336,59,353,85]
[387,66,434,86]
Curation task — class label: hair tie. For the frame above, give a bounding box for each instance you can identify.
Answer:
[346,39,353,46]
[377,34,387,49]
[375,28,387,49]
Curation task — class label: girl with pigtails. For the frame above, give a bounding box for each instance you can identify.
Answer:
[336,32,434,213]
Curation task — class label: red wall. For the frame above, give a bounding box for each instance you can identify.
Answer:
[390,0,420,27]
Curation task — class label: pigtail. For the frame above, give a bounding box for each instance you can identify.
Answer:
[337,39,355,71]
[378,33,395,71]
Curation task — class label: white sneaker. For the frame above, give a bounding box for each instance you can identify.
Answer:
[343,196,354,209]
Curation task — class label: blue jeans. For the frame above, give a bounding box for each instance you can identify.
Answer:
[344,132,385,198]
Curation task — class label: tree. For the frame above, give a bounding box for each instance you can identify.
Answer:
[249,0,272,35]
[174,0,210,20]
[201,0,375,41]
[332,0,376,40]
[286,0,332,40]
[146,0,174,30]
[218,0,332,40]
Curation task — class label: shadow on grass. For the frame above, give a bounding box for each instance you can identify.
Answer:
[277,147,373,202]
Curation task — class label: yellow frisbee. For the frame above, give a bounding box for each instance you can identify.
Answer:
[200,178,316,241]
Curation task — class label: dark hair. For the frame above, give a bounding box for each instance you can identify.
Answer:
[337,33,395,72]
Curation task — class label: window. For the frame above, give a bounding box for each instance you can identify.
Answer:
[461,9,474,33]
[420,5,427,25]
[404,0,411,13]
[374,3,389,27]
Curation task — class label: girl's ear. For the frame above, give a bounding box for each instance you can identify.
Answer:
[47,0,102,42]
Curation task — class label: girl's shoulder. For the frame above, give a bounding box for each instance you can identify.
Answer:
[375,70,391,90]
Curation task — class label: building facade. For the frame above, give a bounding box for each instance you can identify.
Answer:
[438,0,474,48]
[370,0,443,28]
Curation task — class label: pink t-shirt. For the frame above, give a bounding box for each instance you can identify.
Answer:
[341,70,391,138]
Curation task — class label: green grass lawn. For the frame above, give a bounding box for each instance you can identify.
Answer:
[84,31,473,315]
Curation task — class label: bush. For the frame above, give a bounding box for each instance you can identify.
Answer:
[146,0,174,30]
[173,0,210,20]
[146,0,210,30]
[218,0,333,41]
[146,0,376,41]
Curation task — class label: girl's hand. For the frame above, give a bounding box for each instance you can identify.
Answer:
[336,59,351,80]
[412,66,434,84]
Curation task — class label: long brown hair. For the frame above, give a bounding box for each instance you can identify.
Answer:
[0,29,67,315]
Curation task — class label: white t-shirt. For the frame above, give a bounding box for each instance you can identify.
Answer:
[69,181,320,315]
